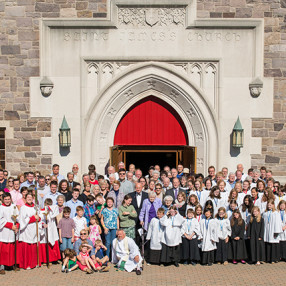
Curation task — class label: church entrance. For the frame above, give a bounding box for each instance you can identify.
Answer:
[110,145,196,175]
[110,96,196,173]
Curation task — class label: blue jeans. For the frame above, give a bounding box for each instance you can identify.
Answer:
[105,229,117,258]
[60,237,73,252]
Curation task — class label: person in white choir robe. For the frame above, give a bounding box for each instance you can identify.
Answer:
[112,229,143,275]
[226,200,238,221]
[214,207,231,265]
[277,200,286,261]
[275,187,286,203]
[238,180,251,202]
[160,206,184,267]
[146,208,165,264]
[208,186,226,216]
[17,192,42,269]
[217,180,230,202]
[199,208,218,266]
[181,209,201,265]
[251,188,262,211]
[263,199,283,263]
[39,198,61,264]
[189,180,209,209]
[260,188,279,214]
[0,193,20,274]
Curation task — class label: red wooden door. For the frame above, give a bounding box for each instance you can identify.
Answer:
[114,96,188,145]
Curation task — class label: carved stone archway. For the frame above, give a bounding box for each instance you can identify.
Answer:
[83,62,219,174]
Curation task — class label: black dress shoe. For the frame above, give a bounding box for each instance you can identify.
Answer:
[174,262,179,267]
[136,269,142,275]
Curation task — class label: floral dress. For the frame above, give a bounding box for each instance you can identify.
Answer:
[88,224,101,245]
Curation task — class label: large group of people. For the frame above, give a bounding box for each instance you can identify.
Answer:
[0,162,285,275]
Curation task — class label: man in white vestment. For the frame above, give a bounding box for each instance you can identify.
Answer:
[112,229,143,275]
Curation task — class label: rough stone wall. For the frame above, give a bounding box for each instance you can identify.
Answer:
[197,0,286,177]
[1,0,285,176]
[0,0,107,176]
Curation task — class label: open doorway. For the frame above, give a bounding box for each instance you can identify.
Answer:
[110,145,196,175]
[125,151,176,175]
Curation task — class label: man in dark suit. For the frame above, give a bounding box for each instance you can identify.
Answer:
[130,182,148,247]
[165,177,186,203]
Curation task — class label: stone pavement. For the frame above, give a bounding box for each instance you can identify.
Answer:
[1,261,286,286]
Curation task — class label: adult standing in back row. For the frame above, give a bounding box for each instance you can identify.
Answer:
[165,178,186,203]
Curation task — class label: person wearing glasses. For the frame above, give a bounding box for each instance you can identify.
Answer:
[118,169,133,196]
[37,176,51,208]
[73,230,96,274]
[72,164,82,185]
[6,177,14,192]
[155,183,164,202]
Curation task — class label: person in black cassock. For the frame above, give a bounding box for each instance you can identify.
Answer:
[246,206,265,265]
[228,209,248,264]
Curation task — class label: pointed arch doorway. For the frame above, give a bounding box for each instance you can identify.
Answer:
[110,96,196,174]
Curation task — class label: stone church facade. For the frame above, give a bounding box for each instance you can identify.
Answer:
[0,0,285,180]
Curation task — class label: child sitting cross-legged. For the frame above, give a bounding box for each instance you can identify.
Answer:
[77,241,102,272]
[94,240,111,272]
[61,248,79,273]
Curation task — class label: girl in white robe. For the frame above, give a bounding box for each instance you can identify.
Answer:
[251,187,262,211]
[17,192,41,269]
[226,200,238,221]
[39,198,61,264]
[199,208,218,266]
[263,199,283,263]
[146,208,165,264]
[277,200,286,261]
[189,180,209,209]
[0,193,19,273]
[208,186,226,216]
[215,207,231,265]
[160,206,184,267]
[181,209,201,265]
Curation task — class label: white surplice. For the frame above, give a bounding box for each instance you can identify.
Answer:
[214,218,231,240]
[199,218,218,251]
[146,217,163,250]
[181,217,201,238]
[18,204,41,244]
[160,214,184,247]
[263,211,282,243]
[0,204,19,243]
[112,236,142,272]
[39,205,59,246]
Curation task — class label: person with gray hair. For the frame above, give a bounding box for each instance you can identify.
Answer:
[139,192,162,231]
[162,195,173,214]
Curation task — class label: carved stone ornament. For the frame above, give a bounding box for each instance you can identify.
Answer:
[249,77,263,98]
[118,8,186,28]
[40,76,54,97]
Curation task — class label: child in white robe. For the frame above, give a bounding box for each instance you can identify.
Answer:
[160,206,184,267]
[215,207,231,265]
[18,192,41,269]
[208,186,226,216]
[226,200,238,221]
[199,208,218,266]
[0,193,19,273]
[277,200,286,261]
[146,207,165,264]
[39,198,61,265]
[181,209,201,265]
[263,199,282,263]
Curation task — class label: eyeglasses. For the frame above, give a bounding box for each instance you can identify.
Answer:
[119,173,126,175]
[80,233,87,235]
[155,188,162,190]
[8,180,13,183]
[45,178,50,181]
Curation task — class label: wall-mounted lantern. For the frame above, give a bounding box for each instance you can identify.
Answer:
[59,116,71,148]
[249,77,263,98]
[232,117,244,148]
[40,76,54,97]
